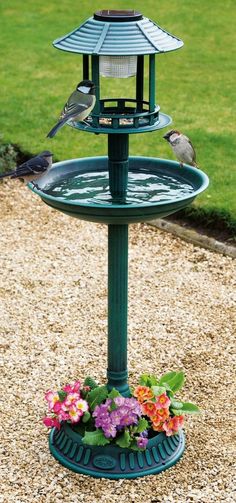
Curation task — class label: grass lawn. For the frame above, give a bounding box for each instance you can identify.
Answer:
[0,0,235,234]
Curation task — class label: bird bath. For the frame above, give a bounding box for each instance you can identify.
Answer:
[29,10,209,479]
[31,155,208,224]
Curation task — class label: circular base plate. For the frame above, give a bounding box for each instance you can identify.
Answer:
[49,423,185,479]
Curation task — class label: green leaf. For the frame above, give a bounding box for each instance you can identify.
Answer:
[170,372,185,393]
[83,429,110,446]
[82,411,91,423]
[115,430,131,448]
[161,383,173,392]
[108,388,121,399]
[167,372,185,393]
[87,385,108,411]
[83,376,98,390]
[151,385,166,396]
[170,398,183,409]
[139,374,158,387]
[58,390,67,402]
[158,371,178,386]
[136,418,149,433]
[180,402,200,414]
[171,409,185,416]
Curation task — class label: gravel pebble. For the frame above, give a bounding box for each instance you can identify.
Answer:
[0,181,235,502]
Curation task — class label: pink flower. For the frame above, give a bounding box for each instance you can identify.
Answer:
[45,390,60,411]
[53,401,63,414]
[43,416,61,430]
[63,381,81,394]
[64,392,80,407]
[163,415,184,436]
[58,410,70,422]
[43,416,54,428]
[63,384,73,393]
[68,406,83,423]
[74,399,89,413]
[155,393,171,410]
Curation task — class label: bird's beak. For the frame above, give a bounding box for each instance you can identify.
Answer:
[163,133,169,140]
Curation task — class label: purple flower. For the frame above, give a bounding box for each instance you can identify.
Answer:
[110,409,122,426]
[92,395,143,439]
[140,430,148,438]
[137,436,148,448]
[127,398,142,415]
[119,413,138,427]
[103,424,117,438]
[93,403,111,430]
[94,415,110,429]
[93,404,109,417]
[114,396,125,407]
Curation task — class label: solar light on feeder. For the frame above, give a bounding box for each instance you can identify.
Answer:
[52,9,184,132]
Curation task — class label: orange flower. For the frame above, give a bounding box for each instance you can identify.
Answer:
[152,421,164,432]
[151,408,170,431]
[155,393,171,410]
[156,408,170,421]
[163,415,184,436]
[133,386,154,403]
[141,401,157,417]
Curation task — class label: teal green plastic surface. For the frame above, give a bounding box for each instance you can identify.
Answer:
[69,108,171,134]
[28,156,209,225]
[53,15,183,56]
[30,8,208,480]
[49,422,185,479]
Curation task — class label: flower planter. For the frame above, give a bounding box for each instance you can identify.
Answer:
[49,422,185,479]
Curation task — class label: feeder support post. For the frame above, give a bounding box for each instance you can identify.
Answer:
[107,133,129,395]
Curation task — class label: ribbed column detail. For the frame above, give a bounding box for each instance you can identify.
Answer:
[107,224,129,395]
[108,134,129,202]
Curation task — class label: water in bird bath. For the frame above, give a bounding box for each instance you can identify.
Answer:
[43,169,195,206]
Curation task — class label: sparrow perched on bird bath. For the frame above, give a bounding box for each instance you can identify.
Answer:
[163,130,198,168]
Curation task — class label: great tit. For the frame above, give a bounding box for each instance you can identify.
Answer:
[47,80,96,138]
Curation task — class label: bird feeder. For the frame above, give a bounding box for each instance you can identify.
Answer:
[29,10,208,479]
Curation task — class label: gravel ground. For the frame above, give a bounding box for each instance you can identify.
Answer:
[0,181,235,503]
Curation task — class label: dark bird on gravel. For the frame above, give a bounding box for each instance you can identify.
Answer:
[47,80,96,138]
[0,151,53,183]
[163,130,198,168]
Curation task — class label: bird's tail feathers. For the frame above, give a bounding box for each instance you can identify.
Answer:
[47,118,67,138]
[0,170,16,179]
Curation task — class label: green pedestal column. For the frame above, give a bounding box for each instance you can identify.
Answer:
[107,224,129,395]
[107,134,130,395]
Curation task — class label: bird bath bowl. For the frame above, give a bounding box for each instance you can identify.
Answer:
[28,156,208,225]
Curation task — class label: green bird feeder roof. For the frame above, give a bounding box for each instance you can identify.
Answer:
[53,10,184,56]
